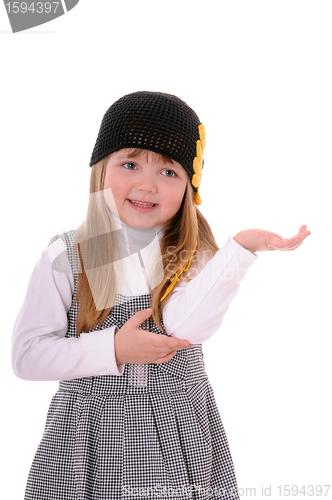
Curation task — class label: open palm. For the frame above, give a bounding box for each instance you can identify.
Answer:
[234,225,311,253]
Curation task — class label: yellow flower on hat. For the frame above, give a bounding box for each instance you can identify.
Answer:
[192,124,206,206]
[199,123,206,151]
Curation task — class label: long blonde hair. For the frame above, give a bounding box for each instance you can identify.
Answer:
[72,150,220,334]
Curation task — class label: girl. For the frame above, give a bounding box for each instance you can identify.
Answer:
[12,91,310,500]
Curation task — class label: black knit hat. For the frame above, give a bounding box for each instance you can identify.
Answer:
[89,91,206,205]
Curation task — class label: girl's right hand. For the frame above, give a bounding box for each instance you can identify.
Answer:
[114,308,195,366]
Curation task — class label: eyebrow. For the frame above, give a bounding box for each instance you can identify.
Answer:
[116,153,183,169]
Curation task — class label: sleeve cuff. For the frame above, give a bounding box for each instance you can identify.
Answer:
[80,325,125,376]
[229,236,259,259]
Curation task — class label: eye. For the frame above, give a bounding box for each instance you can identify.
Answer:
[162,169,177,177]
[123,162,137,170]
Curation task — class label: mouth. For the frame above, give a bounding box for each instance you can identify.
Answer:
[127,199,157,207]
[127,199,158,213]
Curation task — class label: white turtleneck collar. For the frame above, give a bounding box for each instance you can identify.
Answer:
[108,211,165,296]
[111,211,165,238]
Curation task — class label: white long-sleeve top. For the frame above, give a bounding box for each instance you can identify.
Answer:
[11,219,258,382]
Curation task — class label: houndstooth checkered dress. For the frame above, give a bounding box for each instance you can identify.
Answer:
[24,231,240,500]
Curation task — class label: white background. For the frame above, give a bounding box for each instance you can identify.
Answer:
[1,1,331,498]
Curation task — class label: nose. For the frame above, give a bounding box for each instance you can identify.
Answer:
[135,172,158,193]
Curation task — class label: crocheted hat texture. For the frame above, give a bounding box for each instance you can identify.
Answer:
[90,91,205,205]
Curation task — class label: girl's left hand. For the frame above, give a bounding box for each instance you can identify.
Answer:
[233,225,311,253]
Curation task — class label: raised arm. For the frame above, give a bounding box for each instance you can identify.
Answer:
[162,236,258,344]
[162,226,310,345]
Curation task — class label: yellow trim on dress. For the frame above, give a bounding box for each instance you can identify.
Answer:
[160,208,198,302]
[160,124,205,302]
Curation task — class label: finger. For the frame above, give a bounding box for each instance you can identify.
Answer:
[279,233,311,250]
[152,335,192,349]
[268,236,297,249]
[269,229,311,250]
[287,230,311,248]
[154,350,178,364]
[130,308,153,326]
[280,241,303,251]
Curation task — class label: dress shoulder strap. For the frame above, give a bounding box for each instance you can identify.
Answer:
[47,230,81,275]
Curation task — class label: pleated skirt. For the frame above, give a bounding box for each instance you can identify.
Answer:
[24,346,240,500]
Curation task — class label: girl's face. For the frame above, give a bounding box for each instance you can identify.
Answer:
[104,149,188,228]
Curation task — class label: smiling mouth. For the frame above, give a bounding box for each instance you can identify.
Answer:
[128,199,157,207]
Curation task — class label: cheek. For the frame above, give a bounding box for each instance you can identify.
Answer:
[103,168,112,191]
[103,171,124,214]
[164,193,183,214]
[104,170,125,196]
[167,184,186,206]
